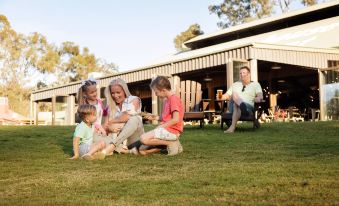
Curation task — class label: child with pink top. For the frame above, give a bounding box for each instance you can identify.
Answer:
[140,76,184,156]
[77,78,107,136]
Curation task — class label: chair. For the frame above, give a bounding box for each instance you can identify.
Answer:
[288,106,304,122]
[220,101,264,130]
[179,80,206,128]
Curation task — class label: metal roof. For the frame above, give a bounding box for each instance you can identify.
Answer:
[146,16,339,67]
[185,0,339,46]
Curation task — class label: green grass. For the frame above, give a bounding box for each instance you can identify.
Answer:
[0,122,338,205]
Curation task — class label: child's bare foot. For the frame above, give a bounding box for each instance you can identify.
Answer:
[101,149,113,156]
[93,152,106,160]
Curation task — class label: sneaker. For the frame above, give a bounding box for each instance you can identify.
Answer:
[92,152,106,160]
[178,141,183,154]
[167,140,179,156]
[81,154,94,161]
[129,147,139,155]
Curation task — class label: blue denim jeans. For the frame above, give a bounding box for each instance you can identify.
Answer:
[228,100,254,116]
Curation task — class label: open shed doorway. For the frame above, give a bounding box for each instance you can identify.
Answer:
[258,60,319,120]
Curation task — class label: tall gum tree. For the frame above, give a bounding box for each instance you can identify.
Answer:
[209,0,318,28]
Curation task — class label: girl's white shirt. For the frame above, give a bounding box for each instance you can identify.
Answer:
[94,101,104,125]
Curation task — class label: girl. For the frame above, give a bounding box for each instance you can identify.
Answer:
[70,104,107,161]
[77,77,107,135]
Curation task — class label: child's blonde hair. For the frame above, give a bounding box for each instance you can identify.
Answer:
[77,79,97,105]
[150,76,171,91]
[77,104,96,121]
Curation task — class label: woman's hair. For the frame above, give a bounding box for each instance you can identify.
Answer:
[150,76,171,91]
[104,78,131,118]
[77,104,96,121]
[77,79,97,105]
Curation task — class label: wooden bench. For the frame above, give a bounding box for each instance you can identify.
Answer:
[179,80,207,128]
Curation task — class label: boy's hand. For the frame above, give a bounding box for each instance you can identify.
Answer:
[140,112,158,120]
[145,114,158,121]
[69,155,79,160]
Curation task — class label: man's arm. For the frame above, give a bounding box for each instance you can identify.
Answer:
[254,92,263,103]
[222,93,231,101]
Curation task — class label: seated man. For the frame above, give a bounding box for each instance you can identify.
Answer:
[221,66,263,133]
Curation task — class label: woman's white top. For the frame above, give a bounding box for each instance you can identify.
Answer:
[113,96,142,121]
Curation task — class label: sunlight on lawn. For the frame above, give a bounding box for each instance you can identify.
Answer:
[0,122,338,205]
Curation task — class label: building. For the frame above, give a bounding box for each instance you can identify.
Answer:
[0,97,29,125]
[30,0,339,125]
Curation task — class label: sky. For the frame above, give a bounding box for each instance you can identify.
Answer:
[0,0,222,72]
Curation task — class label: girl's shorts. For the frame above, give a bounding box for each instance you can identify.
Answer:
[79,143,91,156]
[154,128,178,141]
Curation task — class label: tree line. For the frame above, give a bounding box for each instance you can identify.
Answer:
[0,15,118,116]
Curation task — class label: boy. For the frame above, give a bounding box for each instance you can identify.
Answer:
[70,104,106,161]
[139,76,184,156]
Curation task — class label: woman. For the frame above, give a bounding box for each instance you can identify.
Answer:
[102,78,144,155]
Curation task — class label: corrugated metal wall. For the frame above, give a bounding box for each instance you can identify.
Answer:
[251,47,339,69]
[31,47,251,101]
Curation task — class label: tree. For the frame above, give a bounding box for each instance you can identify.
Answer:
[0,15,33,116]
[26,32,60,74]
[209,0,273,28]
[209,0,318,28]
[0,14,119,116]
[301,0,318,6]
[276,0,317,12]
[174,24,204,51]
[58,43,118,82]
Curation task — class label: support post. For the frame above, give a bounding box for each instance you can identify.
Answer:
[318,69,325,121]
[66,95,75,125]
[151,73,158,125]
[250,59,258,82]
[172,75,181,96]
[151,88,158,125]
[34,101,38,125]
[226,60,233,89]
[52,95,56,125]
[29,95,33,125]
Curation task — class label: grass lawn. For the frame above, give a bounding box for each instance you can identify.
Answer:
[0,122,338,205]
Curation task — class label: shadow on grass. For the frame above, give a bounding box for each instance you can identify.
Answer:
[53,126,74,156]
[57,138,73,156]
